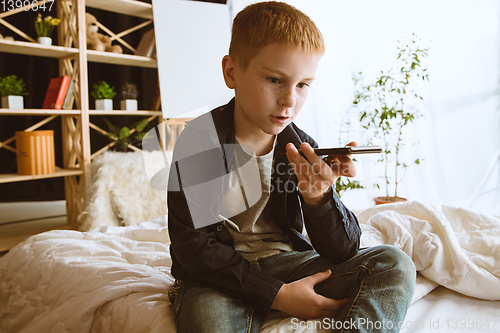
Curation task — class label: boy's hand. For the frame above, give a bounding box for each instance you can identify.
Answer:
[271,270,349,319]
[286,142,357,206]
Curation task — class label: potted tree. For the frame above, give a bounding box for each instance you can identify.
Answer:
[352,33,429,204]
[0,75,28,109]
[34,13,61,46]
[103,118,149,152]
[335,177,364,198]
[91,81,116,110]
[119,82,139,111]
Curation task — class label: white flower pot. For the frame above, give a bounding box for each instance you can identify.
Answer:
[37,37,52,46]
[1,95,24,109]
[120,99,138,111]
[95,99,113,111]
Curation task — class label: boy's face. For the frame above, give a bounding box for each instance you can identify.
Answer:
[223,43,321,140]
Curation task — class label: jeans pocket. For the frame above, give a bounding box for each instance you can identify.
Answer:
[168,279,184,315]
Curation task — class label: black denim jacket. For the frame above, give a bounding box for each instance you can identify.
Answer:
[167,98,361,315]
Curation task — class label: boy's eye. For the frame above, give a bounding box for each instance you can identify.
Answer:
[269,78,281,84]
[297,82,309,89]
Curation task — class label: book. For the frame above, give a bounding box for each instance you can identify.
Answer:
[42,76,71,109]
[134,29,155,57]
[61,79,75,110]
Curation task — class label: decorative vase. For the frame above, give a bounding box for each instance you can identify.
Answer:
[373,196,407,205]
[16,130,55,175]
[120,99,138,111]
[37,36,52,46]
[95,99,113,111]
[1,95,24,109]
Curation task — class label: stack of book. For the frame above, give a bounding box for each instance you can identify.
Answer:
[42,75,75,110]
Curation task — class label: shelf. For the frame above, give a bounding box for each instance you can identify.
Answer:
[0,39,78,59]
[87,50,157,68]
[0,109,81,115]
[0,42,156,70]
[0,168,83,184]
[86,0,153,20]
[89,110,162,116]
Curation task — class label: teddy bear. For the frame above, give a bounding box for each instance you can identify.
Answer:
[86,13,122,53]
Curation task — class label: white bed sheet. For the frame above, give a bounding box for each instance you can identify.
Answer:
[401,286,500,333]
[1,201,499,333]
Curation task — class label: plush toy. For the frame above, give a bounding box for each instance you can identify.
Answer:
[86,13,122,53]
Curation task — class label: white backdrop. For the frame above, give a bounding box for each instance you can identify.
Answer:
[155,0,500,216]
[230,0,500,216]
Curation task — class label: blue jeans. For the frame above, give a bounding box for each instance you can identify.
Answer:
[170,245,416,333]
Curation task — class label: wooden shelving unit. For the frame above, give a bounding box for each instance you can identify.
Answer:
[0,109,81,116]
[0,168,83,184]
[85,0,153,19]
[89,110,162,116]
[0,0,187,249]
[86,50,157,68]
[0,39,79,58]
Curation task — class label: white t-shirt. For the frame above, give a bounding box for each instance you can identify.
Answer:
[221,138,293,262]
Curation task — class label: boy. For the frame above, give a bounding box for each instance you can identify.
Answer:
[167,2,415,332]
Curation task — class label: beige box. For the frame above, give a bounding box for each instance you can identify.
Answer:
[16,130,55,175]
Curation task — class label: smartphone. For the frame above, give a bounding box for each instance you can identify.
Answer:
[309,145,382,156]
[280,145,382,156]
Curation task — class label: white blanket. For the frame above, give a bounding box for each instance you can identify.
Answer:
[0,201,499,333]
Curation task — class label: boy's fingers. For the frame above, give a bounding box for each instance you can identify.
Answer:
[318,296,349,311]
[308,269,332,286]
[299,143,338,180]
[286,143,316,181]
[286,144,312,182]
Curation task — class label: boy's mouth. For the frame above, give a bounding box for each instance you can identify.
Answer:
[271,115,290,124]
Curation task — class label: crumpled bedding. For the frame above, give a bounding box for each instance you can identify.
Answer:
[0,201,499,333]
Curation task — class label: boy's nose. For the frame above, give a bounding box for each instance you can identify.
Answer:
[278,88,297,108]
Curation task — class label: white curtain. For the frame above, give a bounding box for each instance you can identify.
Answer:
[230,0,500,216]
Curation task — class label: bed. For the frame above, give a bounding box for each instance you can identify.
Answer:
[1,151,499,333]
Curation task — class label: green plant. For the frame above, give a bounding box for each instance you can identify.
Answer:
[91,81,116,100]
[0,75,28,96]
[335,177,364,198]
[120,82,139,99]
[352,33,429,200]
[103,118,149,152]
[34,13,61,37]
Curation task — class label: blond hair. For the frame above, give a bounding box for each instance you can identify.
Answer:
[229,1,325,70]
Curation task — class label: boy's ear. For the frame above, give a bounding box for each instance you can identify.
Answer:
[222,55,237,89]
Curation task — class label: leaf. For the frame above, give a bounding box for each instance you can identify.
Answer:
[134,119,149,133]
[103,118,119,136]
[119,127,130,140]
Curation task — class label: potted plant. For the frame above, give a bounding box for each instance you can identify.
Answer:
[91,81,116,110]
[103,118,149,151]
[0,75,28,109]
[119,82,139,111]
[335,177,364,198]
[34,13,61,46]
[352,33,429,204]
